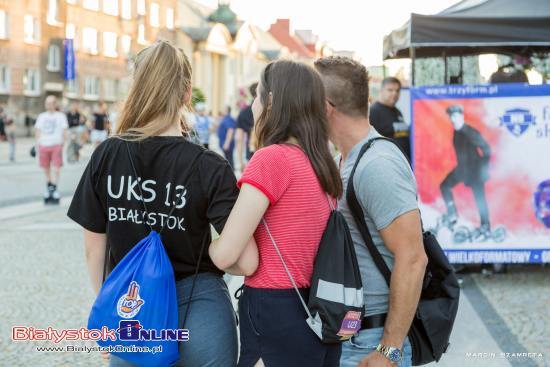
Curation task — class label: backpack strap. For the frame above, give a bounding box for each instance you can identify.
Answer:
[346,137,394,287]
[262,218,314,319]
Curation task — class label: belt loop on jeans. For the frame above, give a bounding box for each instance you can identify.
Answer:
[361,313,387,330]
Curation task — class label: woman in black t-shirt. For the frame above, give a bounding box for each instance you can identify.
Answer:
[68,41,257,367]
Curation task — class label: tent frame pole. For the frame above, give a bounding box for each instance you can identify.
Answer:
[443,50,448,84]
[410,47,416,86]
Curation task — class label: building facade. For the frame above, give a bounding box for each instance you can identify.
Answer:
[0,0,178,131]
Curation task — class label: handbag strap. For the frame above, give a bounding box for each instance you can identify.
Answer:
[262,218,315,320]
[346,137,394,287]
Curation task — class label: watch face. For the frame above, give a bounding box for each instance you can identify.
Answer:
[389,348,402,362]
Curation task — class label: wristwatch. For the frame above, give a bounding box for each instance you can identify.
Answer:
[376,343,403,363]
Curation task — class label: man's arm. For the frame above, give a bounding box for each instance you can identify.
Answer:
[379,210,426,348]
[359,210,426,367]
[356,153,426,367]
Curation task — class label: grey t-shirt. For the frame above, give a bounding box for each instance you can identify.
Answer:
[338,128,418,317]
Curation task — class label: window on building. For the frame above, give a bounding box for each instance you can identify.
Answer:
[66,23,75,39]
[83,0,99,11]
[47,44,61,71]
[82,27,98,54]
[0,10,8,39]
[84,76,99,98]
[103,32,118,57]
[138,23,146,45]
[47,0,59,25]
[103,79,117,100]
[137,0,146,15]
[121,0,132,19]
[121,35,132,55]
[0,65,10,93]
[103,0,118,16]
[166,8,174,29]
[24,69,40,95]
[150,3,160,27]
[66,78,78,96]
[24,15,40,43]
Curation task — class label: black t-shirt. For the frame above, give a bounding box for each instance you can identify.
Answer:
[369,102,411,160]
[67,112,82,128]
[236,105,254,134]
[93,113,108,131]
[67,136,239,281]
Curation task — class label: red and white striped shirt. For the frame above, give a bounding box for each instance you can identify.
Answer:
[237,144,333,289]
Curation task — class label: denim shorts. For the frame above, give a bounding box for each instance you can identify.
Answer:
[110,272,238,367]
[340,327,412,367]
[237,286,341,367]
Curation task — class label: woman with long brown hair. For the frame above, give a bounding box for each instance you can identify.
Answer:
[209,60,342,366]
[68,41,257,366]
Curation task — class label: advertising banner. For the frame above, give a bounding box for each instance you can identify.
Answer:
[412,83,550,263]
[64,38,75,81]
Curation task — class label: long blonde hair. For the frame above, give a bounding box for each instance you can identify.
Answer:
[116,40,192,139]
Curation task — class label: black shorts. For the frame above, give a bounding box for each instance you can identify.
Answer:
[237,286,341,367]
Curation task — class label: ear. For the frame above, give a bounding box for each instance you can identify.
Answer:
[326,100,334,117]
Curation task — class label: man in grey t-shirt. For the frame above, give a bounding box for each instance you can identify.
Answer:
[316,57,427,367]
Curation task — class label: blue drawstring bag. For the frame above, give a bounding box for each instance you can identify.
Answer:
[88,231,180,367]
[87,142,204,367]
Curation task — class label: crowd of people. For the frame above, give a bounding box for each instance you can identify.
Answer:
[65,40,425,367]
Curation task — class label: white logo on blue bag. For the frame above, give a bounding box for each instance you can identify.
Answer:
[117,281,145,319]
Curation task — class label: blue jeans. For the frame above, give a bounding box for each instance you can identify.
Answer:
[340,327,412,367]
[110,272,238,367]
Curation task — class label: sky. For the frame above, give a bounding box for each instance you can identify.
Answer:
[195,0,460,66]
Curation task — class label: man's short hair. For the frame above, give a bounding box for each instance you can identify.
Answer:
[381,77,401,88]
[446,105,464,115]
[314,56,369,118]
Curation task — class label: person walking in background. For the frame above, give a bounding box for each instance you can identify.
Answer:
[440,104,492,240]
[209,60,343,367]
[235,82,258,171]
[193,102,212,149]
[90,101,110,147]
[315,57,426,367]
[66,102,87,162]
[67,41,249,367]
[217,106,236,168]
[35,95,68,204]
[369,77,411,160]
[0,107,16,162]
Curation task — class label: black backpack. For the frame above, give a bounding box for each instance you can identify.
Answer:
[262,194,365,344]
[346,137,460,365]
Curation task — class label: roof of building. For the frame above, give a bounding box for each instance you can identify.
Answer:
[268,19,314,58]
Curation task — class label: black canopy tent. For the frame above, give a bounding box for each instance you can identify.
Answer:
[383,0,550,85]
